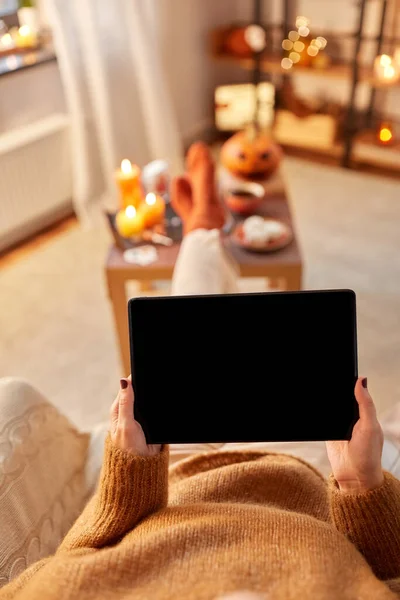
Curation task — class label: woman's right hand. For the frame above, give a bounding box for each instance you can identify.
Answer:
[326,377,384,493]
[109,377,161,457]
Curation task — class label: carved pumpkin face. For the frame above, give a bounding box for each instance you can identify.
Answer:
[221,131,282,180]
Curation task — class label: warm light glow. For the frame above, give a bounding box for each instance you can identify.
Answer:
[293,41,305,52]
[288,31,299,42]
[281,57,293,69]
[289,51,300,64]
[5,55,18,70]
[380,54,392,67]
[24,52,36,66]
[307,46,319,57]
[146,193,157,206]
[316,36,327,49]
[125,205,136,218]
[19,25,32,37]
[244,25,266,52]
[121,159,133,175]
[296,16,309,28]
[0,33,14,48]
[379,127,393,143]
[282,39,293,51]
[298,26,310,37]
[374,54,400,82]
[384,65,396,79]
[395,47,400,68]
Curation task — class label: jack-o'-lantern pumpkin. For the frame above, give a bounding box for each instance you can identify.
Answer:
[221,129,282,181]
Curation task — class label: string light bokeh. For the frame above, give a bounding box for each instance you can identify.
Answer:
[281,16,327,71]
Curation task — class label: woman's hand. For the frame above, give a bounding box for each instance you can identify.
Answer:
[110,377,161,457]
[326,377,384,493]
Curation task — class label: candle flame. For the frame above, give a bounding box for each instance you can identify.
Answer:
[125,205,136,218]
[380,54,392,67]
[146,193,157,206]
[383,64,396,79]
[1,33,14,47]
[121,159,133,175]
[379,127,392,143]
[19,25,32,37]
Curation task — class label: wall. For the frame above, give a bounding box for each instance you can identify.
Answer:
[159,0,288,141]
[160,0,250,142]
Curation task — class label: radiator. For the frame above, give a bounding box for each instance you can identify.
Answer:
[0,114,73,252]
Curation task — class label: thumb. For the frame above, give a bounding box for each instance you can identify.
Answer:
[355,377,377,424]
[118,377,135,426]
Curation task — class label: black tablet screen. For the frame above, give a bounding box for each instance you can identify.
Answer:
[129,290,358,444]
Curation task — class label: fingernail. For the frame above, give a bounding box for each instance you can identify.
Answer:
[120,378,128,390]
[362,377,368,389]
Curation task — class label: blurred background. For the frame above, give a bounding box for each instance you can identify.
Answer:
[0,0,399,431]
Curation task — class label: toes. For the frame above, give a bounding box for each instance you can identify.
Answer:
[186,141,213,171]
[171,175,193,219]
[186,142,216,207]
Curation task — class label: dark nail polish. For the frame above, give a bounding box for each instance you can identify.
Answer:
[362,377,368,389]
[120,379,128,390]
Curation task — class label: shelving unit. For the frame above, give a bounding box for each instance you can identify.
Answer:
[210,0,400,174]
[212,52,388,85]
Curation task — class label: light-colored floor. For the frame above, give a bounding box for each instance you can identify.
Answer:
[1,157,400,431]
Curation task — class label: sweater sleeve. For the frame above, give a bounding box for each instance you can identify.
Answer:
[58,435,169,552]
[329,471,400,581]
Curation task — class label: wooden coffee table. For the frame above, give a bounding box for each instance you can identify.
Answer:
[105,193,303,374]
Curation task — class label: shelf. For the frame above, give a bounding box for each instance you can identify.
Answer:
[272,109,342,158]
[0,45,56,78]
[210,24,400,53]
[272,110,399,171]
[353,130,400,169]
[212,52,400,87]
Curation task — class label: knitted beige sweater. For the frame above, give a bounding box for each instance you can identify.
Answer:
[1,437,400,599]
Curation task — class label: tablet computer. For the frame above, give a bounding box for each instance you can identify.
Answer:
[128,290,358,444]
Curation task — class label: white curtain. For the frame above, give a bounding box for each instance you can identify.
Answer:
[45,0,184,221]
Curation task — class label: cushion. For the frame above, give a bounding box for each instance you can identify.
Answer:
[0,378,90,586]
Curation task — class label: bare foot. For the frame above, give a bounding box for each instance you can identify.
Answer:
[172,142,225,235]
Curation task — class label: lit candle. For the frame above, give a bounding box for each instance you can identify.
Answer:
[378,123,393,145]
[115,159,143,209]
[16,25,37,49]
[374,54,400,83]
[138,193,166,228]
[0,33,15,50]
[116,205,145,238]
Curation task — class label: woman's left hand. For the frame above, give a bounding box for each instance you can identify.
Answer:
[326,377,384,493]
[109,377,161,457]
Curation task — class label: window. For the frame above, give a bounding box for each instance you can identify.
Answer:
[0,1,17,18]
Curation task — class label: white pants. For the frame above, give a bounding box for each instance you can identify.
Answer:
[172,229,239,296]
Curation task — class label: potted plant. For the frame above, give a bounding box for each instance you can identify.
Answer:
[18,0,39,34]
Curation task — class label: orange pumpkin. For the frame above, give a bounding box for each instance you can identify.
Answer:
[224,28,252,58]
[221,130,282,180]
